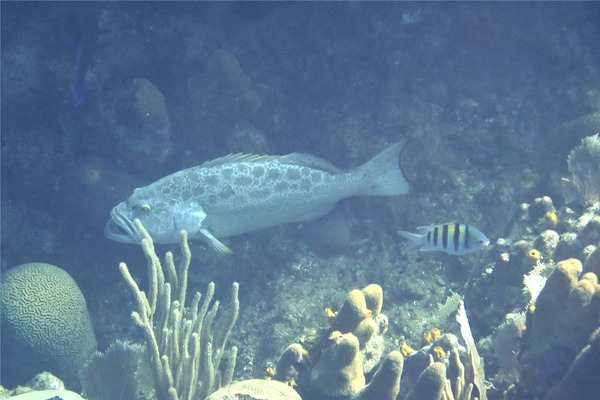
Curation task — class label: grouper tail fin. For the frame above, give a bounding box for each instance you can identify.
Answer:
[356,140,410,196]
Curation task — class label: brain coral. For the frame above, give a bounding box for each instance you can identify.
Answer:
[206,379,302,400]
[1,262,97,390]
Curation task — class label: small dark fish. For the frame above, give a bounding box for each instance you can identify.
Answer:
[68,11,99,108]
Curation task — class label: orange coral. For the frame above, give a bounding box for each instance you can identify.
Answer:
[400,342,414,357]
[325,307,337,322]
[545,211,558,227]
[432,345,446,360]
[422,327,442,345]
[527,249,542,264]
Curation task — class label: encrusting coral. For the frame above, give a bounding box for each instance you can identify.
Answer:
[119,219,239,400]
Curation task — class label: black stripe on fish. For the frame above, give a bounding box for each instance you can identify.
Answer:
[433,227,439,247]
[442,224,448,249]
[427,230,431,244]
[453,223,461,252]
[464,224,470,249]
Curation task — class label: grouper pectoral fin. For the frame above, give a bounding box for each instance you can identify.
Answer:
[188,210,232,254]
[200,228,232,254]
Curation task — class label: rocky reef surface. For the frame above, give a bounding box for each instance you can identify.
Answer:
[2,2,600,400]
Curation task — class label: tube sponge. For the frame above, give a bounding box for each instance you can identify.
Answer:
[545,327,600,400]
[362,284,383,316]
[518,258,600,396]
[310,331,365,398]
[405,362,447,400]
[331,289,371,333]
[357,350,403,400]
[1,263,97,390]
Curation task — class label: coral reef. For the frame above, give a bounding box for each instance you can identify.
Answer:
[506,258,600,398]
[583,245,600,277]
[80,340,155,400]
[266,284,400,400]
[326,284,388,375]
[492,312,524,384]
[0,372,75,399]
[461,186,600,398]
[0,385,84,400]
[405,362,447,400]
[358,350,403,400]
[0,263,97,390]
[103,77,174,170]
[467,192,600,335]
[3,4,600,400]
[309,331,366,398]
[206,379,302,400]
[455,300,486,400]
[544,327,600,400]
[119,219,239,399]
[493,255,600,400]
[199,49,262,119]
[565,134,600,206]
[184,48,261,142]
[264,284,483,400]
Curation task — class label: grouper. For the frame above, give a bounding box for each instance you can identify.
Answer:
[104,140,410,253]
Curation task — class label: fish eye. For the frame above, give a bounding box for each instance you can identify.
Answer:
[132,203,151,213]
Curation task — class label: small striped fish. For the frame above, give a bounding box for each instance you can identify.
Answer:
[398,223,489,255]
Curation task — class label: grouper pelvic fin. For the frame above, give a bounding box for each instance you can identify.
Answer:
[200,228,232,254]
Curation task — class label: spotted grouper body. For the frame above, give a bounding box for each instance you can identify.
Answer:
[105,141,410,253]
[194,156,362,235]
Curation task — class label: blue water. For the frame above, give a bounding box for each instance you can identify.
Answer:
[2,2,599,399]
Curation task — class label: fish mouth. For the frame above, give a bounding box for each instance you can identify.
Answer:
[104,205,141,244]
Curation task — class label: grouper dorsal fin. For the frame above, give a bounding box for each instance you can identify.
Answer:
[277,153,342,174]
[201,152,342,174]
[200,153,280,168]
